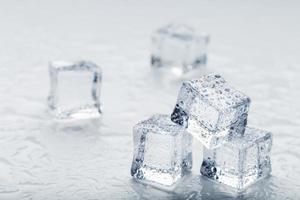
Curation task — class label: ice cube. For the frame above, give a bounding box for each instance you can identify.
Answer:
[131,114,192,187]
[48,60,102,120]
[200,127,272,190]
[151,23,209,74]
[171,74,250,149]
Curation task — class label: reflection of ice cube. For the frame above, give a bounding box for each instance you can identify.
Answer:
[171,74,250,149]
[201,127,272,190]
[48,60,102,120]
[151,23,209,74]
[131,114,192,187]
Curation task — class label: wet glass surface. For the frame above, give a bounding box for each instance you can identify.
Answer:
[0,0,299,199]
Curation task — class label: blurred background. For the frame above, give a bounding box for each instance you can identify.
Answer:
[0,0,299,199]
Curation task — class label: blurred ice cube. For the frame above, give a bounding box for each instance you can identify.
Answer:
[201,127,272,190]
[48,60,102,120]
[171,74,250,149]
[131,114,192,187]
[151,23,209,75]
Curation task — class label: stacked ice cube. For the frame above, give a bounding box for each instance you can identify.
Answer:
[131,74,272,191]
[200,127,272,190]
[131,114,193,188]
[171,74,250,149]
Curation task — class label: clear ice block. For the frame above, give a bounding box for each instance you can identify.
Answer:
[131,114,192,187]
[48,60,102,120]
[171,74,250,149]
[151,23,209,74]
[200,127,272,190]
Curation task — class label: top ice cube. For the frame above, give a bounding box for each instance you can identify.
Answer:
[171,74,250,147]
[48,60,102,120]
[151,23,209,74]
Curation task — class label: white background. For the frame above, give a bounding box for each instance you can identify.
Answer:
[0,0,299,199]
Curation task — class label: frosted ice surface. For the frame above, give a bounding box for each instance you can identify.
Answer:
[131,114,192,187]
[201,127,272,190]
[171,74,250,149]
[151,23,209,74]
[48,60,102,120]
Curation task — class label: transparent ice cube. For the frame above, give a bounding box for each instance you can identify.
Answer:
[151,23,209,74]
[171,74,250,149]
[131,114,192,187]
[48,60,102,120]
[200,127,272,190]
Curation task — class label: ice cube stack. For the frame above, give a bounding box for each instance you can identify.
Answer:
[131,74,272,191]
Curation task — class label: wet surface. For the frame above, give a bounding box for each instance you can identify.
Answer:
[0,0,300,199]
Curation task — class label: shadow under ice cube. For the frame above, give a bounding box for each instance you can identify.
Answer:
[131,114,192,187]
[201,127,272,191]
[171,74,250,149]
[48,60,102,120]
[151,23,209,74]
